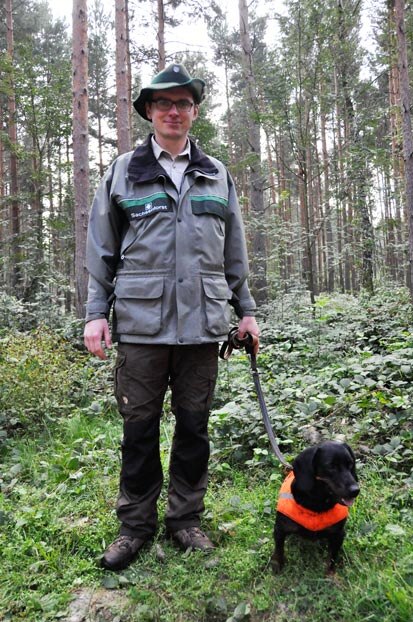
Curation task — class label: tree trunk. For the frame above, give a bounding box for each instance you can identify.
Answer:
[388,6,405,281]
[320,107,335,291]
[394,0,413,299]
[115,0,132,154]
[126,0,133,142]
[72,0,89,318]
[0,104,4,240]
[0,105,5,285]
[5,0,21,294]
[157,0,166,70]
[238,0,268,305]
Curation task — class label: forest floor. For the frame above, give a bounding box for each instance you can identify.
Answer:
[0,288,412,621]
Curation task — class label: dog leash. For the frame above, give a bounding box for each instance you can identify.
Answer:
[220,328,292,471]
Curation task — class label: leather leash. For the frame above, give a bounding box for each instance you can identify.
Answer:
[220,327,292,471]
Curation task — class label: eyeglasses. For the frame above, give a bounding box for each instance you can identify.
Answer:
[151,98,194,112]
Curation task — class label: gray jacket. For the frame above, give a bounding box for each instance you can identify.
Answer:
[85,135,256,344]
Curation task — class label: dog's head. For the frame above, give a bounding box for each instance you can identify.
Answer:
[292,441,360,506]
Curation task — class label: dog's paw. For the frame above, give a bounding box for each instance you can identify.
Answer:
[270,554,284,574]
[326,566,344,586]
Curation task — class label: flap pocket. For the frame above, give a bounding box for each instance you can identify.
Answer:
[114,277,164,299]
[113,277,164,336]
[202,277,232,336]
[202,277,232,300]
[191,196,228,221]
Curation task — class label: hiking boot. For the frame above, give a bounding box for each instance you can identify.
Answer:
[168,527,215,552]
[101,535,147,570]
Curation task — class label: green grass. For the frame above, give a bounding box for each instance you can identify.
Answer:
[1,291,412,621]
[0,410,411,622]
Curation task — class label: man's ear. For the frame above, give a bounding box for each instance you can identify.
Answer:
[193,104,199,121]
[145,101,152,121]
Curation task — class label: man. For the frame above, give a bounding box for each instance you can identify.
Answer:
[84,63,260,571]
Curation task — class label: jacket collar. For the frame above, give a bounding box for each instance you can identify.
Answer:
[127,134,218,183]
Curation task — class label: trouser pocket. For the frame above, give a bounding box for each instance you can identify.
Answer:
[114,343,170,421]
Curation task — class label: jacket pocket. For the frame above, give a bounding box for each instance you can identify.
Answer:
[191,196,227,221]
[114,277,164,335]
[202,276,232,335]
[191,196,226,236]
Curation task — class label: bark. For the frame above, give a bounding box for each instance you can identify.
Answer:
[224,56,235,166]
[337,0,356,292]
[320,107,335,291]
[333,68,345,293]
[388,7,405,280]
[5,0,21,293]
[0,105,5,285]
[276,132,293,286]
[238,0,268,305]
[157,0,166,70]
[115,0,132,154]
[0,105,4,245]
[394,0,413,299]
[72,0,89,318]
[126,0,133,141]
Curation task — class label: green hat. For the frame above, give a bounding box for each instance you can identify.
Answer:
[133,63,206,121]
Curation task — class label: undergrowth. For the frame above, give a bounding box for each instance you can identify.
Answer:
[0,288,412,621]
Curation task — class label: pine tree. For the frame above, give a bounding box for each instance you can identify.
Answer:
[72,0,89,318]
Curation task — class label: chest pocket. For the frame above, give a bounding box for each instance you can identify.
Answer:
[191,195,228,221]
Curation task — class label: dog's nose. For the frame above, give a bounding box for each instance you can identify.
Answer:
[349,484,360,498]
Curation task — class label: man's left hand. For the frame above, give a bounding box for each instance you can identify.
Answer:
[237,316,260,355]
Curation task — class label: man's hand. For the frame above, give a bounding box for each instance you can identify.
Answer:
[237,316,260,355]
[84,318,112,360]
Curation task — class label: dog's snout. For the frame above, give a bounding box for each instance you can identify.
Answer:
[349,484,360,498]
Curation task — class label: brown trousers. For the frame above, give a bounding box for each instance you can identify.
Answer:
[114,342,218,539]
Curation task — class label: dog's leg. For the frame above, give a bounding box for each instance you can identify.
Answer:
[271,524,286,573]
[326,529,345,574]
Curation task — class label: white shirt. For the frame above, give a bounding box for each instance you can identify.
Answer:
[151,136,190,192]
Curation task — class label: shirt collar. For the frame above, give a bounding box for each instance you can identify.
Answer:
[151,135,191,160]
[127,134,220,184]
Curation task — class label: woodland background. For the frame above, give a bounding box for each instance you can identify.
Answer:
[2,0,413,316]
[1,2,413,621]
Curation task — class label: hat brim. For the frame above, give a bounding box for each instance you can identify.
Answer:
[133,78,205,121]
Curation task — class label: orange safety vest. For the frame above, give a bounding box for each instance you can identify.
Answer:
[277,471,349,532]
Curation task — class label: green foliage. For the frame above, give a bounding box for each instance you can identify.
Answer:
[0,324,115,441]
[210,289,413,482]
[0,432,411,621]
[0,290,412,621]
[0,291,72,335]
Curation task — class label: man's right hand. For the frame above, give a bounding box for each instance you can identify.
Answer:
[84,318,112,360]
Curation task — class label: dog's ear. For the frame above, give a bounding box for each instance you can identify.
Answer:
[343,442,358,480]
[292,446,319,489]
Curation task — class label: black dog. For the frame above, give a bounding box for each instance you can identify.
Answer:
[271,441,360,574]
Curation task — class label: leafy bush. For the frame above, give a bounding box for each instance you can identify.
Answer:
[0,290,80,336]
[0,329,115,441]
[210,289,413,482]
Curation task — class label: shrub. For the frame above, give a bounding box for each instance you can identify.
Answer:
[0,328,115,441]
[210,290,413,481]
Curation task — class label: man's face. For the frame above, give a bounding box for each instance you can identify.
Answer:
[145,87,199,145]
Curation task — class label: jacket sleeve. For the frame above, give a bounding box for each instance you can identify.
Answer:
[85,159,126,323]
[224,170,257,318]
